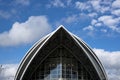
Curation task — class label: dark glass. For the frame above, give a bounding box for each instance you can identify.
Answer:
[30,47,92,80]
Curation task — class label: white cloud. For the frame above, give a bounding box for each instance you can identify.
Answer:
[98,15,120,32]
[112,0,120,9]
[101,29,107,33]
[83,25,94,31]
[112,9,120,16]
[62,15,78,24]
[50,0,65,8]
[88,12,98,18]
[91,1,111,13]
[95,22,102,27]
[57,13,91,26]
[98,16,116,26]
[93,48,120,80]
[83,19,99,32]
[75,1,91,11]
[100,6,110,13]
[91,19,97,25]
[55,14,80,26]
[75,0,111,14]
[47,0,73,8]
[15,0,30,6]
[0,16,52,46]
[90,0,101,11]
[75,0,120,35]
[0,64,18,80]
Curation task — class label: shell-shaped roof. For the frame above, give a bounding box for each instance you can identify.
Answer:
[15,25,108,80]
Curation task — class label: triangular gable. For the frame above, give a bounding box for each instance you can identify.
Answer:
[15,25,107,80]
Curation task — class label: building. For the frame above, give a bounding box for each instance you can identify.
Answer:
[15,26,108,80]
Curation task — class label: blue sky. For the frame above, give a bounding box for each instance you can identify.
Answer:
[0,0,120,80]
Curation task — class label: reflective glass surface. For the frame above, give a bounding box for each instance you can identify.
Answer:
[31,47,92,80]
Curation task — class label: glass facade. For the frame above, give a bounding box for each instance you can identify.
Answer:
[31,47,92,80]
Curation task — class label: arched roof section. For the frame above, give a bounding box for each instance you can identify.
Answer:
[15,25,108,80]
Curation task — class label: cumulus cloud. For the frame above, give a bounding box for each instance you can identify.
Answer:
[75,0,111,13]
[47,0,120,36]
[83,25,94,31]
[83,19,97,32]
[90,0,101,11]
[91,19,97,25]
[98,15,120,32]
[88,12,98,18]
[112,0,120,9]
[94,48,120,80]
[98,16,118,26]
[0,16,52,46]
[112,9,120,16]
[101,29,107,33]
[74,0,120,36]
[0,64,18,80]
[84,14,120,34]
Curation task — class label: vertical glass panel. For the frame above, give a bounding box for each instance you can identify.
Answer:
[31,47,92,80]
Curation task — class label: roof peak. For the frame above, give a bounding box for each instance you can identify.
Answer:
[55,25,69,32]
[57,25,65,29]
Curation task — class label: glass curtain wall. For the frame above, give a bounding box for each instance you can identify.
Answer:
[31,47,92,80]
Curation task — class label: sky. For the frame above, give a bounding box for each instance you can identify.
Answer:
[0,0,120,80]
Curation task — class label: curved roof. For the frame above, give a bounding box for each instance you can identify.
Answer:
[15,25,108,80]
